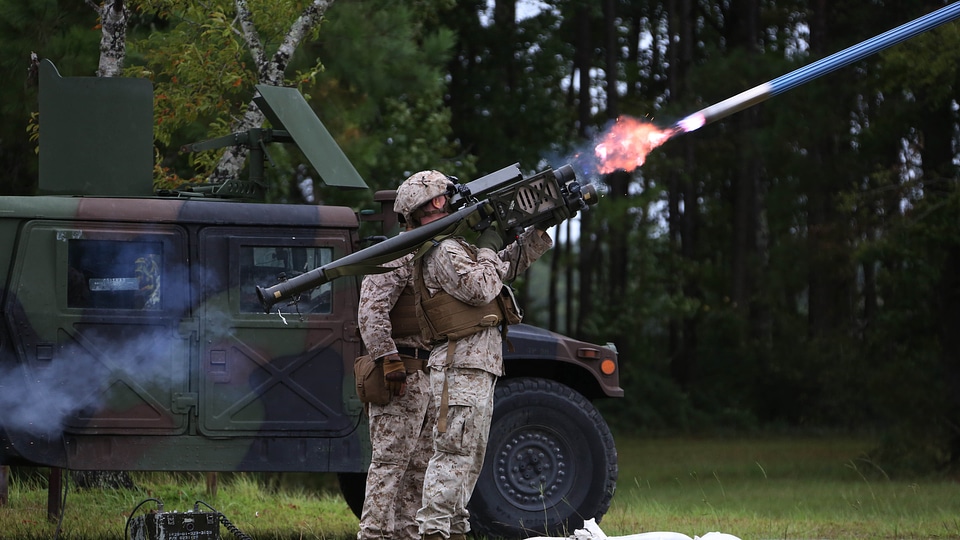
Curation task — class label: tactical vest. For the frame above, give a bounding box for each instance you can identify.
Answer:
[413,239,522,345]
[389,285,420,339]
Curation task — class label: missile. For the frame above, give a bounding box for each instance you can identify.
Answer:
[675,1,960,133]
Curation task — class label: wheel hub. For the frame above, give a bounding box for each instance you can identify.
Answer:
[494,428,570,510]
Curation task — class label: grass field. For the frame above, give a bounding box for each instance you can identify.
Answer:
[602,436,960,539]
[1,435,958,539]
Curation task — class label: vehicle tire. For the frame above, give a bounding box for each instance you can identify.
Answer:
[337,472,367,518]
[469,377,618,539]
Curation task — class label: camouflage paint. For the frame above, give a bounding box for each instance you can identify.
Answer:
[0,195,619,475]
[0,196,367,471]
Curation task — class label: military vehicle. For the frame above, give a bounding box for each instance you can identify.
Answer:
[0,60,621,538]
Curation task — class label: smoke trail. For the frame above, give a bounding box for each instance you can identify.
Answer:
[0,327,190,437]
[0,260,242,439]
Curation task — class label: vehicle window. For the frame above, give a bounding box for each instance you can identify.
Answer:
[68,239,163,310]
[239,245,334,314]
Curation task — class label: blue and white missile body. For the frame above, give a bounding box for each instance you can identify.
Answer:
[675,1,960,133]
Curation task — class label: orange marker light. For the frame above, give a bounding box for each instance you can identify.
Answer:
[600,359,617,376]
[577,348,600,359]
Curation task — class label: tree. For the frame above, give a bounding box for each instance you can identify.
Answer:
[127,0,473,199]
[301,0,476,196]
[0,0,102,195]
[128,0,331,187]
[855,11,960,471]
[443,0,572,176]
[87,0,129,77]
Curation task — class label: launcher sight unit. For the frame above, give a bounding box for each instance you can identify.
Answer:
[446,162,598,233]
[255,163,598,313]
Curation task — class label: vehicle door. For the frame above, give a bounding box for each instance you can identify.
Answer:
[197,227,363,438]
[6,222,190,435]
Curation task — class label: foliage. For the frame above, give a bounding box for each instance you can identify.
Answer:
[123,1,322,188]
[443,0,575,174]
[570,0,960,475]
[120,0,474,200]
[302,0,476,202]
[0,0,101,195]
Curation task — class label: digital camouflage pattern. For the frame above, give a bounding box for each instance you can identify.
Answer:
[359,370,433,540]
[416,227,552,537]
[419,230,551,376]
[357,253,430,359]
[419,367,495,538]
[357,252,434,540]
[392,171,451,225]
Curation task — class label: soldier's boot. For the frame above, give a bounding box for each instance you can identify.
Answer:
[449,534,469,540]
[422,533,446,540]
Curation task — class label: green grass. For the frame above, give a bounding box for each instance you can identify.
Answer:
[1,436,959,539]
[600,435,960,539]
[0,471,356,540]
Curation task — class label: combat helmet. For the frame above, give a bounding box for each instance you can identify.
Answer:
[394,170,452,225]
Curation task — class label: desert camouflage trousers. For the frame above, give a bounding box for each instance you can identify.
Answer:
[358,369,434,540]
[417,367,496,538]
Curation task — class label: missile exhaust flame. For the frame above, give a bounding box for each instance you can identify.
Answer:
[594,117,680,174]
[592,1,960,174]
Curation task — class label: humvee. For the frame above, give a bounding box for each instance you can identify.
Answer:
[0,60,621,538]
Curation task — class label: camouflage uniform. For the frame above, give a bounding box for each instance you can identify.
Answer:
[358,252,435,540]
[416,228,552,539]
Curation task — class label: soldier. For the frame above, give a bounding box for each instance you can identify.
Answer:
[356,174,438,540]
[392,170,570,540]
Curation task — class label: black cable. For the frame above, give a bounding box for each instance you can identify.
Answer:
[195,499,255,540]
[123,497,164,540]
[504,228,528,283]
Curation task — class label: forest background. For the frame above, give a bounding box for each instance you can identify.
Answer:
[1,0,958,477]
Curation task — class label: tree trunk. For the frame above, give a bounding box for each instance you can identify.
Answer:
[938,243,960,468]
[549,226,560,331]
[0,466,8,506]
[805,0,855,342]
[574,4,595,337]
[210,0,331,183]
[90,0,128,78]
[920,99,960,468]
[601,0,634,358]
[727,0,761,314]
[726,0,771,350]
[601,0,619,119]
[564,219,574,334]
[666,0,698,390]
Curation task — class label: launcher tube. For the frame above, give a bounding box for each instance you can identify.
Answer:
[256,204,478,312]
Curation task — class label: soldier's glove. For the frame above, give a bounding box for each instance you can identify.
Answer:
[382,353,407,396]
[475,222,506,252]
[536,204,574,231]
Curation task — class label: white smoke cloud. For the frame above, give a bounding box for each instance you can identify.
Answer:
[1,327,190,437]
